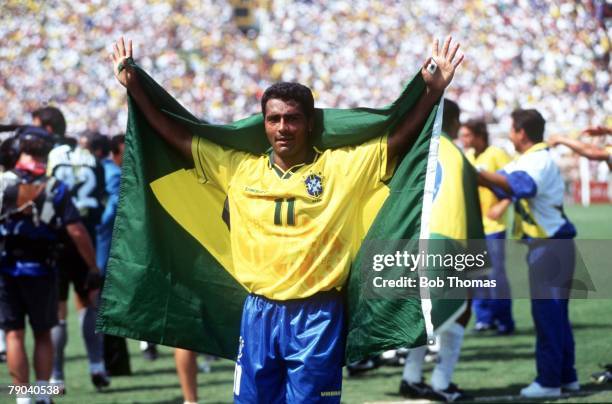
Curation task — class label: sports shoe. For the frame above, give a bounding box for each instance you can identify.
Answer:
[431,383,471,402]
[142,344,158,361]
[379,349,406,366]
[561,380,580,392]
[399,379,433,398]
[346,358,379,376]
[520,381,561,398]
[424,348,439,363]
[472,322,495,333]
[49,378,65,395]
[91,372,111,390]
[592,370,612,384]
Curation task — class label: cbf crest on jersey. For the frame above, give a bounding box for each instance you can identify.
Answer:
[304,173,323,198]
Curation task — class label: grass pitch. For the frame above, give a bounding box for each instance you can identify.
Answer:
[1,204,611,403]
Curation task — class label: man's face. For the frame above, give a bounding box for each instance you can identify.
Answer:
[459,126,476,149]
[264,98,311,161]
[509,122,521,151]
[114,142,125,166]
[32,116,52,136]
[78,136,90,150]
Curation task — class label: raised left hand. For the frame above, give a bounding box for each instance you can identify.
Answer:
[422,36,464,94]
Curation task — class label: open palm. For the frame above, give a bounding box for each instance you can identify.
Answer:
[110,37,134,88]
[422,36,464,93]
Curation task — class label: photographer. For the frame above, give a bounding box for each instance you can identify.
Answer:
[0,126,101,404]
[34,107,109,391]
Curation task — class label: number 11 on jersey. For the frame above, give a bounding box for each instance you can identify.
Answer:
[274,198,295,226]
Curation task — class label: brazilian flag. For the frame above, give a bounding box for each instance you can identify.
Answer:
[424,134,484,338]
[97,64,480,363]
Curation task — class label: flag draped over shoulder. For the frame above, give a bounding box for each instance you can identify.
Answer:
[417,134,485,348]
[344,120,485,362]
[97,64,453,362]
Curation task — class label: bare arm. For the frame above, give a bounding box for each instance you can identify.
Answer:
[111,37,193,161]
[478,170,512,194]
[66,222,103,302]
[487,198,512,221]
[581,126,612,137]
[548,135,610,161]
[65,222,99,272]
[387,36,464,167]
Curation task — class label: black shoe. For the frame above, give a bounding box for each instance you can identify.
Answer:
[346,358,379,376]
[399,379,433,398]
[431,383,471,402]
[142,344,158,361]
[35,400,54,404]
[592,370,612,384]
[91,372,111,390]
[495,323,515,336]
[496,328,515,336]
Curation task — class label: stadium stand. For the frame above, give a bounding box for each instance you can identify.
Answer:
[1,0,610,135]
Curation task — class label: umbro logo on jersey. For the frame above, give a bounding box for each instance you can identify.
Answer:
[304,174,323,197]
[244,186,264,194]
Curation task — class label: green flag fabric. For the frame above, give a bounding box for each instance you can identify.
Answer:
[97,64,455,362]
[344,121,486,363]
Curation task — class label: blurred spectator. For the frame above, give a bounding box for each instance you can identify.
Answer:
[94,134,131,377]
[461,119,515,335]
[41,112,109,393]
[32,106,66,137]
[1,1,609,135]
[90,133,112,160]
[0,126,100,403]
[96,134,124,274]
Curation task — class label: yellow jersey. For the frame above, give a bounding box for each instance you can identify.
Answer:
[191,135,389,300]
[465,146,511,235]
[430,135,471,239]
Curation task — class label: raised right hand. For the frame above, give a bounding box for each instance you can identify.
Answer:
[110,37,135,88]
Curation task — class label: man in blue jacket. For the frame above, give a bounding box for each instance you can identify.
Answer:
[0,127,102,404]
[478,109,579,398]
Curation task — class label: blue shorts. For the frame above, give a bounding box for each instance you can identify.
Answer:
[233,290,345,403]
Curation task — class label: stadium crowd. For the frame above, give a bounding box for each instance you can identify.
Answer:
[1,1,611,403]
[1,0,610,134]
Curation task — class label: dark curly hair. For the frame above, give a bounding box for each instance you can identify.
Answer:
[261,82,315,120]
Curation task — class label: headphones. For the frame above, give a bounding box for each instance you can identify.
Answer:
[0,126,58,169]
